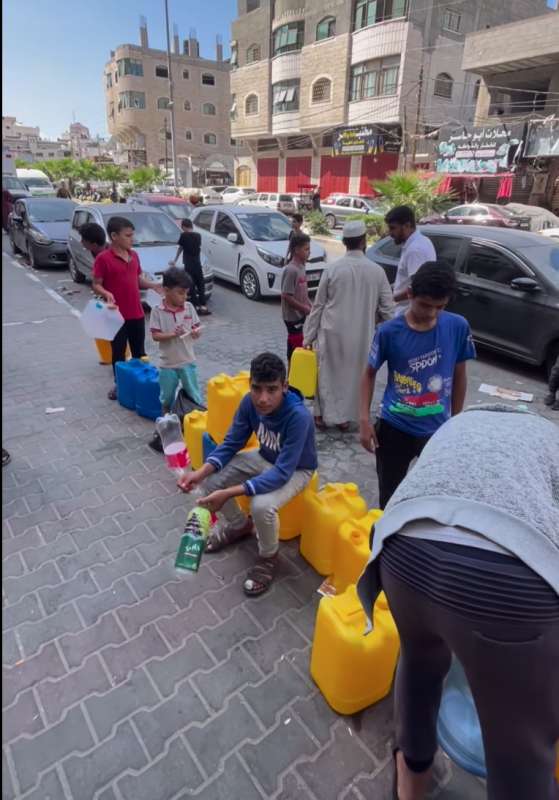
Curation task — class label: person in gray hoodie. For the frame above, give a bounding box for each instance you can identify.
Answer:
[357,404,559,800]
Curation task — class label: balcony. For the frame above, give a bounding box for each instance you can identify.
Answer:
[462,14,559,74]
[272,110,301,135]
[348,94,400,125]
[351,18,408,65]
[271,50,301,83]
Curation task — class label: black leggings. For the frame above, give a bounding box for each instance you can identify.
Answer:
[184,260,206,308]
[375,419,431,509]
[111,318,145,376]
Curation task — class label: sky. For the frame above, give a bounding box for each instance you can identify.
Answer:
[2,0,236,141]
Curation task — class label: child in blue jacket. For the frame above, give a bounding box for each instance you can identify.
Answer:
[179,352,317,596]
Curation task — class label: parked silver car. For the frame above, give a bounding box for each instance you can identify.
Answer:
[9,197,76,267]
[238,191,296,216]
[321,194,379,229]
[66,203,213,302]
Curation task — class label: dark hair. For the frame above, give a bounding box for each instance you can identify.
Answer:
[250,352,286,384]
[107,216,135,237]
[342,234,366,251]
[385,205,416,227]
[292,213,303,225]
[410,261,457,300]
[162,266,193,291]
[286,232,310,263]
[79,222,106,247]
[181,218,193,229]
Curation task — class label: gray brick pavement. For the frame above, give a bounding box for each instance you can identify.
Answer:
[2,252,490,798]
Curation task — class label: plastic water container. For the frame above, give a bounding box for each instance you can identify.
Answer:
[278,472,319,541]
[311,586,400,715]
[135,366,162,420]
[80,299,124,341]
[288,348,317,398]
[206,374,245,444]
[115,359,146,410]
[332,509,383,593]
[183,410,208,471]
[95,340,132,365]
[156,413,190,475]
[437,657,487,778]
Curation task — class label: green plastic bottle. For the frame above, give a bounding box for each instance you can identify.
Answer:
[175,506,212,573]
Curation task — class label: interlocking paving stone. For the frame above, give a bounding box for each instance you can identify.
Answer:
[75,578,136,627]
[3,562,61,606]
[275,772,316,800]
[100,624,169,685]
[180,754,264,800]
[20,534,77,571]
[193,646,262,711]
[59,613,126,669]
[54,489,102,519]
[39,510,91,543]
[134,526,183,567]
[184,696,257,776]
[103,523,155,559]
[242,659,314,728]
[2,527,42,558]
[2,631,21,667]
[291,691,340,746]
[38,569,98,615]
[243,616,308,674]
[118,736,203,800]
[126,560,182,601]
[116,587,178,638]
[2,553,25,579]
[85,667,159,741]
[1,749,15,800]
[18,603,83,658]
[70,517,121,549]
[145,636,213,697]
[133,680,208,758]
[2,642,66,707]
[155,596,220,650]
[89,550,147,591]
[163,566,224,610]
[198,605,263,662]
[8,768,66,800]
[37,655,111,725]
[6,505,59,537]
[2,593,42,631]
[2,689,43,744]
[56,541,112,580]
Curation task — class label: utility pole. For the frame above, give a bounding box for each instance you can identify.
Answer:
[163,117,169,174]
[411,64,424,166]
[164,0,179,187]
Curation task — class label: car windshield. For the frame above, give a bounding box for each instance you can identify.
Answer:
[490,206,515,218]
[519,244,559,288]
[26,200,75,222]
[3,177,27,191]
[151,202,191,220]
[22,178,52,188]
[234,211,292,241]
[104,211,181,246]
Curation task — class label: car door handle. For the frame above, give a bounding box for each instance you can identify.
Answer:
[457,287,472,297]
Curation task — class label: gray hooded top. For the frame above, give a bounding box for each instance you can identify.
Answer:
[357,404,559,626]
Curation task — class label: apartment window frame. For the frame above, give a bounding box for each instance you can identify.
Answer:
[106,72,113,88]
[155,65,169,79]
[316,16,336,41]
[272,79,300,114]
[204,132,217,145]
[118,91,146,111]
[246,0,260,11]
[183,69,190,79]
[117,58,143,77]
[157,96,171,110]
[202,102,217,116]
[434,72,453,99]
[245,93,259,115]
[442,8,461,33]
[272,22,304,56]
[202,72,216,86]
[350,56,400,101]
[353,0,408,31]
[246,43,261,63]
[185,130,192,141]
[311,77,332,104]
[184,100,191,111]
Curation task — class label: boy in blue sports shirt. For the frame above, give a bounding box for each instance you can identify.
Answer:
[360,261,476,509]
[178,352,317,596]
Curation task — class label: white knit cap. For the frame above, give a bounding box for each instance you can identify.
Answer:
[342,220,366,237]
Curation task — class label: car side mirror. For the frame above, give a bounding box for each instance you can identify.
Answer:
[227,232,240,244]
[510,277,540,292]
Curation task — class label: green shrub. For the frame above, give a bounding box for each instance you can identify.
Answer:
[346,212,386,242]
[303,210,332,236]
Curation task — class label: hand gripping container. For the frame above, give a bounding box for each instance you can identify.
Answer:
[288,348,317,398]
[80,299,124,341]
[135,365,162,420]
[331,509,383,593]
[310,585,400,715]
[115,359,147,410]
[300,483,367,575]
[183,410,208,471]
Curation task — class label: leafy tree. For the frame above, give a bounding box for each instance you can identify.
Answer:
[303,210,331,236]
[129,166,162,190]
[15,158,29,169]
[97,164,126,198]
[371,171,455,220]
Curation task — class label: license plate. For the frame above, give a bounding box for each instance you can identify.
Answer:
[307,271,321,281]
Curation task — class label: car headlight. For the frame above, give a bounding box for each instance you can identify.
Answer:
[29,229,53,245]
[256,247,284,267]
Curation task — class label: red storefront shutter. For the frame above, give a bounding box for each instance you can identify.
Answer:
[285,157,312,193]
[359,152,399,196]
[319,156,350,197]
[257,158,279,192]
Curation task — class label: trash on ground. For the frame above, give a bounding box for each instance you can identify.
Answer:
[45,407,65,414]
[478,383,533,402]
[317,578,337,598]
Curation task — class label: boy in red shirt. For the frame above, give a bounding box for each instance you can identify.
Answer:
[92,216,162,400]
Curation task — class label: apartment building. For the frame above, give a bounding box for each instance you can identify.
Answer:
[2,116,70,163]
[104,20,237,184]
[230,0,553,196]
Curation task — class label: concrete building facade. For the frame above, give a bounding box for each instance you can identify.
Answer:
[2,117,70,163]
[229,0,554,196]
[104,20,238,184]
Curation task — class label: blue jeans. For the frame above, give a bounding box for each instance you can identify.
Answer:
[159,364,203,410]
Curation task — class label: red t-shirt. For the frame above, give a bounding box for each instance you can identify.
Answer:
[92,248,144,320]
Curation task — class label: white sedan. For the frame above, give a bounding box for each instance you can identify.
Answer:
[220,186,257,204]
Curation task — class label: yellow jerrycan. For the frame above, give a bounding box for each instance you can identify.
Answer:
[288,348,317,398]
[183,410,208,470]
[332,509,383,593]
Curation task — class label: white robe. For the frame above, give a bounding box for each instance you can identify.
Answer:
[303,250,395,425]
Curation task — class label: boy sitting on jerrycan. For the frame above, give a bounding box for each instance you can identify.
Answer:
[178,352,317,597]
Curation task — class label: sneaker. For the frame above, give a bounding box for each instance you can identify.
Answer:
[148,432,163,453]
[544,393,556,407]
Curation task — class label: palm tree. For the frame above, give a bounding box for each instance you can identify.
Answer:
[98,164,126,200]
[372,171,455,220]
[129,166,162,191]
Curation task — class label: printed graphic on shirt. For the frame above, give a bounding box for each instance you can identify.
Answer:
[390,353,445,417]
[257,422,281,452]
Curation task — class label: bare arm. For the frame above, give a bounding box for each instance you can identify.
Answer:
[393,287,408,303]
[138,274,163,291]
[151,329,182,342]
[282,293,311,316]
[170,245,183,265]
[451,361,467,416]
[359,364,380,452]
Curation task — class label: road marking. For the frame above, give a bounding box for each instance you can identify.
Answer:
[3,250,82,317]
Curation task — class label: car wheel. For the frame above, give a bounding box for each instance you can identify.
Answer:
[545,341,559,378]
[240,266,261,301]
[325,214,336,229]
[68,253,86,284]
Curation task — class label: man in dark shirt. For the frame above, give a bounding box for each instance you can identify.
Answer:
[171,219,211,315]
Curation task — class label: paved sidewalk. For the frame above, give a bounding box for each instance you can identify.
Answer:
[1,253,487,800]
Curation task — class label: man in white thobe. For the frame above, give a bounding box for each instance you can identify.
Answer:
[303,220,395,430]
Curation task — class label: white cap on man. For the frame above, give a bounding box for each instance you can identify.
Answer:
[342,220,367,238]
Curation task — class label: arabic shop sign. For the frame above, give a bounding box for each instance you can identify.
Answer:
[436,124,524,175]
[333,126,401,157]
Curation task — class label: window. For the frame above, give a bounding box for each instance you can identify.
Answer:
[259,193,269,202]
[202,73,215,86]
[336,197,352,207]
[195,209,215,230]
[185,130,192,140]
[273,22,304,56]
[312,78,332,104]
[272,80,300,113]
[473,79,480,102]
[183,69,190,79]
[246,0,260,10]
[354,0,408,31]
[157,97,170,109]
[204,132,217,144]
[246,44,261,63]
[155,65,169,78]
[434,72,453,99]
[106,73,112,88]
[350,57,400,101]
[117,58,143,77]
[230,45,238,67]
[442,8,461,33]
[378,238,402,258]
[215,212,239,238]
[118,91,146,110]
[446,206,469,218]
[427,235,463,270]
[316,16,336,40]
[184,100,191,111]
[159,126,172,141]
[466,244,524,285]
[202,102,216,115]
[245,94,259,115]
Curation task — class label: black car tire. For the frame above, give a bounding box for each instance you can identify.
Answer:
[240,266,261,301]
[68,252,86,284]
[546,342,559,379]
[325,213,336,230]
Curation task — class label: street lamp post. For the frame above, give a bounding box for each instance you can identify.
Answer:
[163,117,169,175]
[164,0,179,188]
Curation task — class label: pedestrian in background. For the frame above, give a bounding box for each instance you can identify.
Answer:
[79,223,107,258]
[170,218,211,316]
[312,187,321,212]
[360,261,475,508]
[281,232,312,361]
[289,213,304,243]
[56,183,71,198]
[357,404,559,800]
[92,216,162,400]
[544,355,559,410]
[380,205,436,315]
[304,220,394,431]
